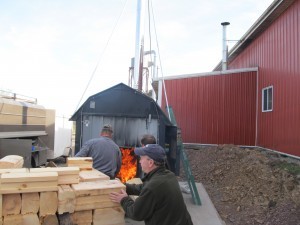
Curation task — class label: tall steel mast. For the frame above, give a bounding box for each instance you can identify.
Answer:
[133,0,146,90]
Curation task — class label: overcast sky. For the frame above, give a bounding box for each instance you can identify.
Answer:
[0,0,274,116]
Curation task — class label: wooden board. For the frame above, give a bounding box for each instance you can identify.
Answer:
[3,214,23,225]
[71,180,125,197]
[67,157,93,170]
[58,185,75,214]
[93,207,125,225]
[21,192,40,214]
[79,169,109,182]
[0,186,58,194]
[1,180,58,189]
[71,210,92,224]
[39,192,58,217]
[57,175,79,185]
[0,168,28,175]
[30,167,80,175]
[0,180,58,194]
[0,171,58,183]
[3,193,21,216]
[74,194,120,211]
[23,214,40,225]
[0,155,24,169]
[0,172,58,194]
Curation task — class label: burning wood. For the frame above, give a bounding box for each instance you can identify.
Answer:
[117,148,137,183]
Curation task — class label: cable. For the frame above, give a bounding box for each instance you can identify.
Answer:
[75,0,129,111]
[149,1,171,120]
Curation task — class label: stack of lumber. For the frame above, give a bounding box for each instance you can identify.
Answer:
[70,180,126,225]
[71,180,124,211]
[1,191,59,225]
[0,163,127,224]
[0,155,24,169]
[67,157,93,170]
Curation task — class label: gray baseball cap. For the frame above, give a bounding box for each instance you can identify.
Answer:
[134,144,166,162]
[101,124,113,133]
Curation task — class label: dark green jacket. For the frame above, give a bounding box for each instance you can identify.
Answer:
[121,166,193,225]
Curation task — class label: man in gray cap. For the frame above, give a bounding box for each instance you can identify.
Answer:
[75,124,121,179]
[110,144,193,225]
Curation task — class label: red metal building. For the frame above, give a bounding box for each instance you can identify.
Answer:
[155,0,300,157]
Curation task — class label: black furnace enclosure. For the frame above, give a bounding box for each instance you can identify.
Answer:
[69,83,179,175]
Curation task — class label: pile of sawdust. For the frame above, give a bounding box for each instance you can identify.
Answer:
[182,145,300,225]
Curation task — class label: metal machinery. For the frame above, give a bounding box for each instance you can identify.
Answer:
[70,83,179,178]
[0,91,55,167]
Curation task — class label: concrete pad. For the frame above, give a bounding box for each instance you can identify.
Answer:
[125,182,225,225]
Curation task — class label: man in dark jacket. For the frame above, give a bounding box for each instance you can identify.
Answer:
[109,144,193,225]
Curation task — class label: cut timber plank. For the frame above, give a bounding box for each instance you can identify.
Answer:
[0,155,24,169]
[30,167,80,184]
[1,180,57,190]
[23,214,40,225]
[39,191,58,217]
[0,186,58,194]
[67,157,93,170]
[56,175,79,185]
[0,171,58,183]
[79,169,109,182]
[30,167,80,175]
[93,207,125,225]
[3,193,21,216]
[75,194,120,211]
[71,180,125,197]
[71,210,92,224]
[40,215,59,225]
[0,172,58,194]
[21,192,40,214]
[0,168,28,175]
[58,185,75,214]
[3,214,23,225]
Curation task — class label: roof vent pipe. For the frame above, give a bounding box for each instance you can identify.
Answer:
[221,22,230,71]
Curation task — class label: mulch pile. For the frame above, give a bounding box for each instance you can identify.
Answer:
[181,144,300,225]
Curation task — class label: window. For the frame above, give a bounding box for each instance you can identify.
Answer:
[90,101,95,109]
[262,86,273,112]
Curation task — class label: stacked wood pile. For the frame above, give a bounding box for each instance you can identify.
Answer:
[0,156,126,225]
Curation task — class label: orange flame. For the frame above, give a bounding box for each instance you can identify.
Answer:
[117,147,137,183]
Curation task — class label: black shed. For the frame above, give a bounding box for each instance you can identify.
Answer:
[69,83,179,174]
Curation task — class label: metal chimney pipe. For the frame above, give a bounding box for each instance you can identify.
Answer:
[221,22,230,71]
[134,0,145,90]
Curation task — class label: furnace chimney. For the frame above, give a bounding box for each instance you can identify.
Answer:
[221,22,230,71]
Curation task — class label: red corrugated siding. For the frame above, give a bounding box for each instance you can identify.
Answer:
[229,1,300,156]
[161,72,257,146]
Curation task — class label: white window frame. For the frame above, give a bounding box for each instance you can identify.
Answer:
[262,86,273,112]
